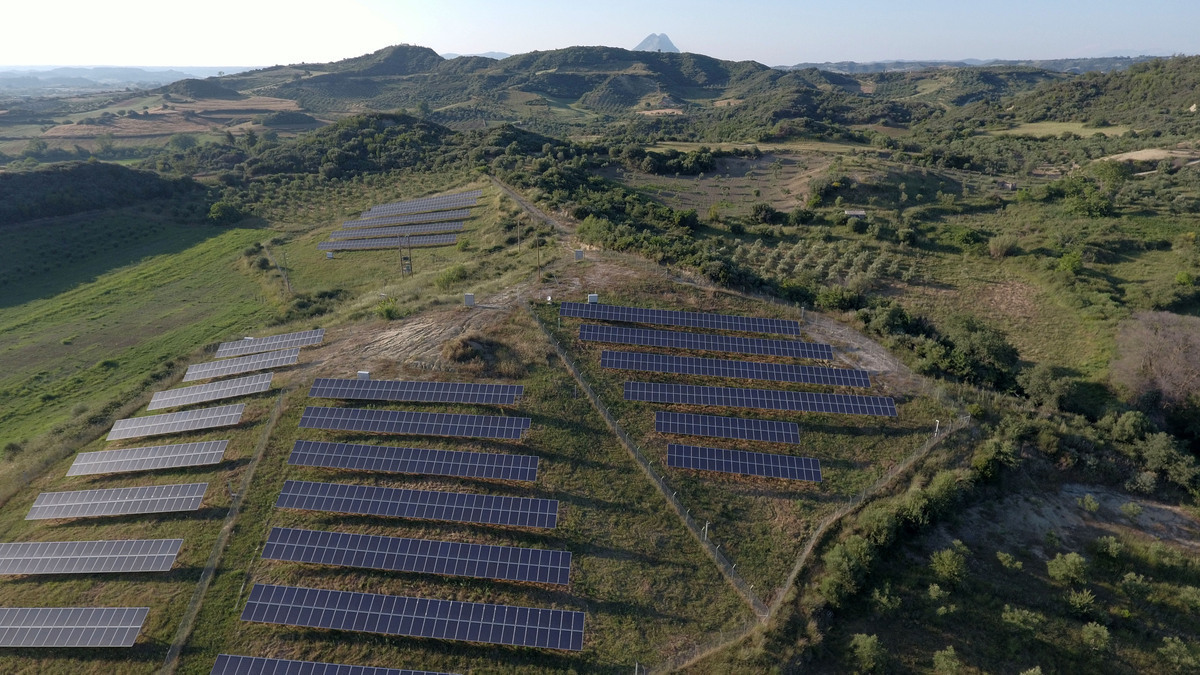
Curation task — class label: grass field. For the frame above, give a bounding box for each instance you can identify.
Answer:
[989,121,1131,137]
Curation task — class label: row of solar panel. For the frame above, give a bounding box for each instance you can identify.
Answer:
[342,208,472,229]
[667,444,821,482]
[561,301,801,336]
[330,221,465,241]
[309,379,523,405]
[242,583,584,651]
[362,190,482,217]
[299,407,532,440]
[627,381,898,417]
[184,349,299,382]
[215,328,325,358]
[26,483,207,520]
[0,539,182,575]
[212,654,455,675]
[277,480,558,529]
[601,349,871,387]
[0,607,149,647]
[318,233,459,251]
[289,440,538,482]
[580,323,832,360]
[263,526,570,585]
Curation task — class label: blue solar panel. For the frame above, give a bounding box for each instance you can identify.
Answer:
[341,208,472,229]
[627,381,898,417]
[600,350,870,386]
[560,302,800,335]
[288,440,537,481]
[262,527,571,585]
[667,444,821,481]
[299,407,531,439]
[579,323,833,359]
[318,234,457,251]
[276,480,558,528]
[240,583,585,651]
[211,654,456,675]
[654,411,800,443]
[308,379,523,404]
[330,222,465,240]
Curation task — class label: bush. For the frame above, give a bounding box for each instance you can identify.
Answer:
[988,234,1019,259]
[207,200,243,224]
[375,298,402,320]
[1047,552,1088,585]
[1081,622,1110,651]
[1002,605,1045,633]
[850,633,887,673]
[932,646,962,674]
[1158,636,1200,671]
[1066,588,1096,616]
[815,285,863,311]
[434,264,470,290]
[930,540,969,586]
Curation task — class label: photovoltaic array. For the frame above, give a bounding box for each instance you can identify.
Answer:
[26,483,208,520]
[68,440,228,477]
[263,526,571,585]
[667,444,821,482]
[241,583,584,651]
[329,222,465,240]
[628,382,898,417]
[215,329,325,358]
[0,607,149,647]
[560,302,800,335]
[183,349,299,382]
[289,440,537,482]
[299,407,531,440]
[309,378,523,405]
[276,480,558,528]
[106,404,245,441]
[579,323,832,360]
[317,234,458,251]
[362,190,483,218]
[654,411,800,444]
[600,350,870,387]
[342,207,472,229]
[0,539,183,575]
[211,654,457,675]
[147,373,273,410]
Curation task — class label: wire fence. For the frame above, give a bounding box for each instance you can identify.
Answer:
[525,301,770,619]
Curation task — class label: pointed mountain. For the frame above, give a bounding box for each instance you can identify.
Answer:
[633,34,680,53]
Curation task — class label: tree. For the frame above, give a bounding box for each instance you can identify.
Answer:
[1158,636,1200,671]
[750,202,779,224]
[850,633,887,672]
[207,201,243,224]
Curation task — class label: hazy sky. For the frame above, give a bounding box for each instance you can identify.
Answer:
[3,0,1196,68]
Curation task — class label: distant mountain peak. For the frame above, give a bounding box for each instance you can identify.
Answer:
[634,34,679,53]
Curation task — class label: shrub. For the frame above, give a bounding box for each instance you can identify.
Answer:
[1066,588,1096,616]
[1058,250,1083,274]
[1081,622,1110,651]
[1092,535,1124,559]
[1119,501,1143,521]
[932,646,962,674]
[815,285,863,311]
[1158,636,1200,671]
[930,540,970,586]
[988,234,1019,259]
[850,633,887,673]
[1001,605,1045,633]
[996,551,1023,570]
[1047,552,1088,585]
[1077,493,1100,513]
[375,298,402,320]
[434,264,470,290]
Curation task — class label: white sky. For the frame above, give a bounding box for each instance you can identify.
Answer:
[2,0,1196,68]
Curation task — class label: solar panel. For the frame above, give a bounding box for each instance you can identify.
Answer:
[667,444,822,481]
[263,526,571,585]
[289,440,537,482]
[183,349,299,382]
[276,480,558,529]
[67,440,228,476]
[579,323,833,360]
[342,209,472,229]
[0,607,149,647]
[107,404,245,441]
[330,222,465,240]
[211,654,457,675]
[308,379,524,405]
[299,407,531,440]
[560,302,800,335]
[215,328,325,358]
[26,483,207,520]
[629,382,898,417]
[654,411,800,444]
[600,350,870,387]
[0,539,183,575]
[148,373,273,410]
[241,583,584,651]
[317,234,458,251]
